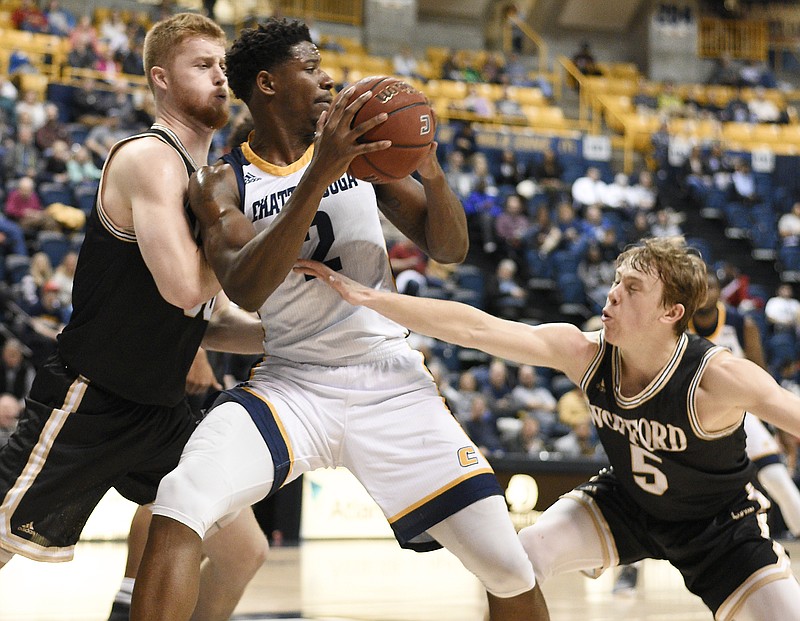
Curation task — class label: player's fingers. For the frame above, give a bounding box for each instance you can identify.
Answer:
[351,111,388,138]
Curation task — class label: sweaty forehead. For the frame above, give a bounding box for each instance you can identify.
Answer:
[290,40,320,61]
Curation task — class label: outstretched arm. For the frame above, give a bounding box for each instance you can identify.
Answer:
[190,88,392,311]
[294,259,597,382]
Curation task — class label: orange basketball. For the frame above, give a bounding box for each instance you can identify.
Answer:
[342,76,435,184]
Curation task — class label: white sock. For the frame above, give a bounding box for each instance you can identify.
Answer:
[758,463,800,537]
[114,577,135,606]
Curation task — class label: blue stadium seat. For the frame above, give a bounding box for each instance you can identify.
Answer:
[5,254,31,284]
[37,230,71,267]
[685,237,713,264]
[74,181,99,214]
[38,181,74,207]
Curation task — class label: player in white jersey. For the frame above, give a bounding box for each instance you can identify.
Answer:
[131,18,549,621]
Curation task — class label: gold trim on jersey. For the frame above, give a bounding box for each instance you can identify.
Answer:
[387,467,496,524]
[241,386,295,482]
[0,376,89,562]
[241,140,314,176]
[686,346,744,440]
[579,331,606,393]
[562,489,619,572]
[95,125,197,243]
[612,333,688,409]
[715,549,794,621]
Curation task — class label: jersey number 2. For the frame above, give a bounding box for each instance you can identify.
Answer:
[305,212,342,281]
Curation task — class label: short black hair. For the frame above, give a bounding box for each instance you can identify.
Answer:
[226,18,312,102]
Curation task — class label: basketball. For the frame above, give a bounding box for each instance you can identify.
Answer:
[341,76,435,184]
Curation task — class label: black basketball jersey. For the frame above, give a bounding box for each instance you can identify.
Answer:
[58,124,213,407]
[581,332,754,521]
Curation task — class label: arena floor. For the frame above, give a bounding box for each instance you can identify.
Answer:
[1,536,798,620]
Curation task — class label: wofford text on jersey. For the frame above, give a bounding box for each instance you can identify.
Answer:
[589,404,688,452]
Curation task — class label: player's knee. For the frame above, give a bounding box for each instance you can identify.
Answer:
[480,550,537,598]
[154,461,226,537]
[518,523,556,584]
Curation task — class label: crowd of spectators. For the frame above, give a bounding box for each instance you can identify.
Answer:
[0,6,798,475]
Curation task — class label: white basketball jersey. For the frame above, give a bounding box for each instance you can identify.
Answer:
[223,142,407,364]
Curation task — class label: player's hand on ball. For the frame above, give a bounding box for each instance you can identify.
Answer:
[310,85,391,185]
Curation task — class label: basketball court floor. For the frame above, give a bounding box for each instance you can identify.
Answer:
[2,536,798,621]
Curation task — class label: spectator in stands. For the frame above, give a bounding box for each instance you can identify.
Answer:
[680,145,712,199]
[482,358,517,419]
[494,87,525,120]
[717,261,753,310]
[554,200,591,254]
[461,84,494,117]
[556,384,592,430]
[487,258,528,320]
[388,236,428,296]
[463,176,502,254]
[16,251,52,310]
[601,172,632,212]
[67,38,99,70]
[571,42,602,77]
[4,124,41,179]
[728,158,758,205]
[0,338,35,400]
[0,393,22,448]
[38,138,71,184]
[582,204,611,242]
[71,77,112,125]
[578,243,615,316]
[44,0,76,37]
[626,209,653,243]
[15,90,47,132]
[739,59,775,89]
[553,419,602,459]
[511,365,558,435]
[707,54,740,87]
[23,279,68,363]
[94,41,120,80]
[5,176,56,232]
[657,80,684,117]
[439,49,461,81]
[392,45,422,81]
[495,149,526,190]
[451,122,477,160]
[117,38,145,76]
[35,103,69,152]
[447,369,481,424]
[0,76,18,122]
[525,204,561,280]
[66,144,102,184]
[464,393,504,455]
[627,170,659,211]
[748,87,781,124]
[0,216,28,257]
[530,147,566,207]
[481,52,506,85]
[85,111,129,166]
[765,284,800,336]
[571,166,606,210]
[650,208,683,238]
[722,88,751,123]
[597,226,624,262]
[69,14,99,54]
[650,119,671,173]
[99,9,130,55]
[506,415,547,455]
[503,52,533,87]
[11,0,47,33]
[443,149,473,200]
[49,249,77,308]
[494,192,531,267]
[778,202,800,249]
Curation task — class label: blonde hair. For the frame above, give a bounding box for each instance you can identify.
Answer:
[143,12,226,91]
[617,236,707,335]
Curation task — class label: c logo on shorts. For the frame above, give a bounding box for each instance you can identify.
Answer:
[457,446,479,467]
